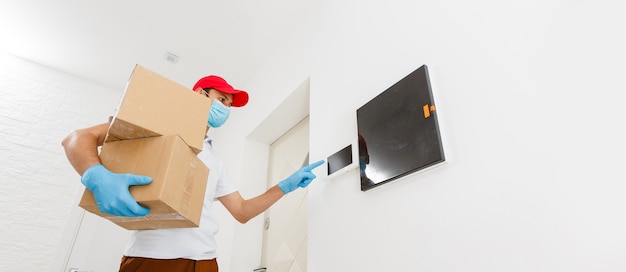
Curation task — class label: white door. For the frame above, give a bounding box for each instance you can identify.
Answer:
[261,117,310,272]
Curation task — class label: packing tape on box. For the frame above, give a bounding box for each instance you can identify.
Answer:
[104,213,186,223]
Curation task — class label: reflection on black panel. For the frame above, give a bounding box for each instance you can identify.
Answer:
[356,65,445,191]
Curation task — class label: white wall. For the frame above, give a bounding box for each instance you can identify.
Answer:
[220,0,626,271]
[0,51,122,270]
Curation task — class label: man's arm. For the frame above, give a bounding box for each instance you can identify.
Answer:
[61,122,109,175]
[218,160,324,224]
[61,122,152,217]
[218,185,285,224]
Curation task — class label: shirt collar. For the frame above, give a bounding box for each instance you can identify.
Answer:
[204,137,213,148]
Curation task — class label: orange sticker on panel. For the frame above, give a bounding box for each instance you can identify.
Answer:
[423,104,431,118]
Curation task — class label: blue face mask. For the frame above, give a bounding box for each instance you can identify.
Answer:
[208,100,230,128]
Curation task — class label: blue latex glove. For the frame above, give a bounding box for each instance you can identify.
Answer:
[81,164,152,217]
[278,160,325,194]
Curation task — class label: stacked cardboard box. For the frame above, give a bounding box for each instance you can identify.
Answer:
[105,65,211,153]
[79,64,212,230]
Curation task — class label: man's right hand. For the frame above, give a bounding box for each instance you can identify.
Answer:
[81,164,152,217]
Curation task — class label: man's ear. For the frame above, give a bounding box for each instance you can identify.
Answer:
[194,87,204,94]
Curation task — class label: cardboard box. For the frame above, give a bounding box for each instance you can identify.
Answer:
[106,64,212,153]
[79,135,209,230]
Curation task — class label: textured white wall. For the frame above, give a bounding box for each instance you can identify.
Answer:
[0,51,121,271]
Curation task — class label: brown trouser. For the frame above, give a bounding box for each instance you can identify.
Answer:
[119,256,218,272]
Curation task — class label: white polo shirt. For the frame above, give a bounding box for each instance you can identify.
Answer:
[123,138,238,260]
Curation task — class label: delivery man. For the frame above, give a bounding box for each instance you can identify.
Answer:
[62,75,324,272]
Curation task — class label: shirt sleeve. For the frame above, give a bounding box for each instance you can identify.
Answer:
[213,167,238,200]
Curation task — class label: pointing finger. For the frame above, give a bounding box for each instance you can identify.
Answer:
[303,160,325,171]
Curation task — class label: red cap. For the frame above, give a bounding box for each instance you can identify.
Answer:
[192,75,249,107]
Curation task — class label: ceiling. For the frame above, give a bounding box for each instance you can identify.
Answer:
[1,0,314,91]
